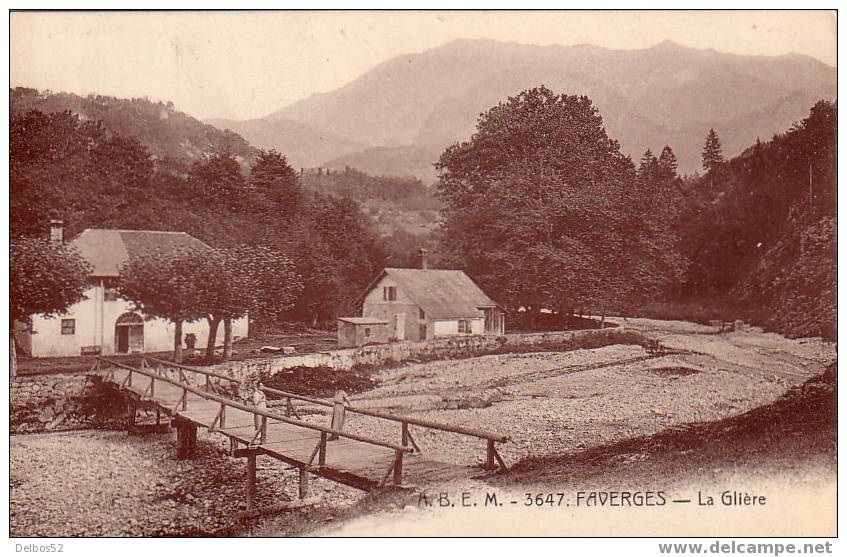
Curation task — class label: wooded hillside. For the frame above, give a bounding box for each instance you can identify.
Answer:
[10,88,836,339]
[680,101,836,338]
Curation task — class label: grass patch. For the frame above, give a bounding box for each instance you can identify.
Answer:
[262,366,377,398]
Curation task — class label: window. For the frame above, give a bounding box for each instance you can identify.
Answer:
[383,286,397,301]
[104,287,119,302]
[419,308,426,320]
[458,319,471,334]
[61,319,76,335]
[364,327,371,338]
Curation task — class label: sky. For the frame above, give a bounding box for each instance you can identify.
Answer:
[10,10,837,121]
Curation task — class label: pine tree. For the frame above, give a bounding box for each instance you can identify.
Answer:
[658,145,679,180]
[702,128,724,173]
[638,149,659,184]
[639,148,655,170]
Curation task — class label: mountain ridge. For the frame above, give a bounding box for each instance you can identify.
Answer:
[210,38,835,179]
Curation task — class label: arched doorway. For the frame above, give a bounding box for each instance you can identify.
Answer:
[115,312,144,354]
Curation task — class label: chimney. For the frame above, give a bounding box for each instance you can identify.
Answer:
[49,219,64,244]
[418,248,428,270]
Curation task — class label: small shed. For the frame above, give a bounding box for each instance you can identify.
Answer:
[337,317,390,348]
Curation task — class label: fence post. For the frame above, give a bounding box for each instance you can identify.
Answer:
[126,399,137,434]
[486,439,496,470]
[319,432,327,466]
[175,419,197,460]
[402,422,409,448]
[246,451,257,510]
[298,467,309,499]
[393,449,404,485]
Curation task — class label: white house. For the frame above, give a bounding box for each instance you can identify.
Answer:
[17,224,248,358]
[359,250,505,342]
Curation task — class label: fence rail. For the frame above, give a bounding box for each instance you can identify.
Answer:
[261,385,510,443]
[124,355,509,469]
[97,357,412,453]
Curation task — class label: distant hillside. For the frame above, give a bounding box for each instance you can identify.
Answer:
[323,145,442,183]
[218,39,835,179]
[11,88,256,164]
[206,117,367,170]
[298,167,441,237]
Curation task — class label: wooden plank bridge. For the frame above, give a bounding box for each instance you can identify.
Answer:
[90,356,509,518]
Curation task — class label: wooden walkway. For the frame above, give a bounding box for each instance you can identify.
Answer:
[91,357,509,517]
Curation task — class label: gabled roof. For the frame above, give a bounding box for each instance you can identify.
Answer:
[365,268,502,320]
[69,229,211,277]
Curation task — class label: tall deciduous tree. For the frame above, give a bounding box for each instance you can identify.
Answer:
[436,86,683,317]
[186,245,303,360]
[117,248,209,363]
[11,237,91,375]
[220,246,302,358]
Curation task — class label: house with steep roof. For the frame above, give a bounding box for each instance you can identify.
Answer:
[358,250,505,342]
[18,222,248,358]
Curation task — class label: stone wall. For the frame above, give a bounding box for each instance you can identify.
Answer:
[212,327,645,382]
[11,373,125,433]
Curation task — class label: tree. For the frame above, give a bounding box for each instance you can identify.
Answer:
[680,102,836,299]
[702,128,724,173]
[435,86,683,317]
[182,245,303,360]
[250,149,298,190]
[219,246,302,357]
[248,149,302,225]
[117,248,210,363]
[188,152,246,202]
[278,192,386,327]
[188,247,245,361]
[638,149,659,184]
[11,237,91,375]
[657,145,679,181]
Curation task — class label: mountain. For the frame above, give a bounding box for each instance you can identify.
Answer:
[11,87,256,164]
[217,39,835,179]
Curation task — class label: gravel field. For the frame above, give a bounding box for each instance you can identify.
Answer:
[324,322,835,470]
[10,429,361,537]
[10,318,836,537]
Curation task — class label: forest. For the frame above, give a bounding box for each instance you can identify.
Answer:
[10,88,837,341]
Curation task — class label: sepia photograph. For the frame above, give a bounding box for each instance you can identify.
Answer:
[7,7,838,543]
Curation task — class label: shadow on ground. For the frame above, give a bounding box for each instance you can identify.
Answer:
[491,363,836,488]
